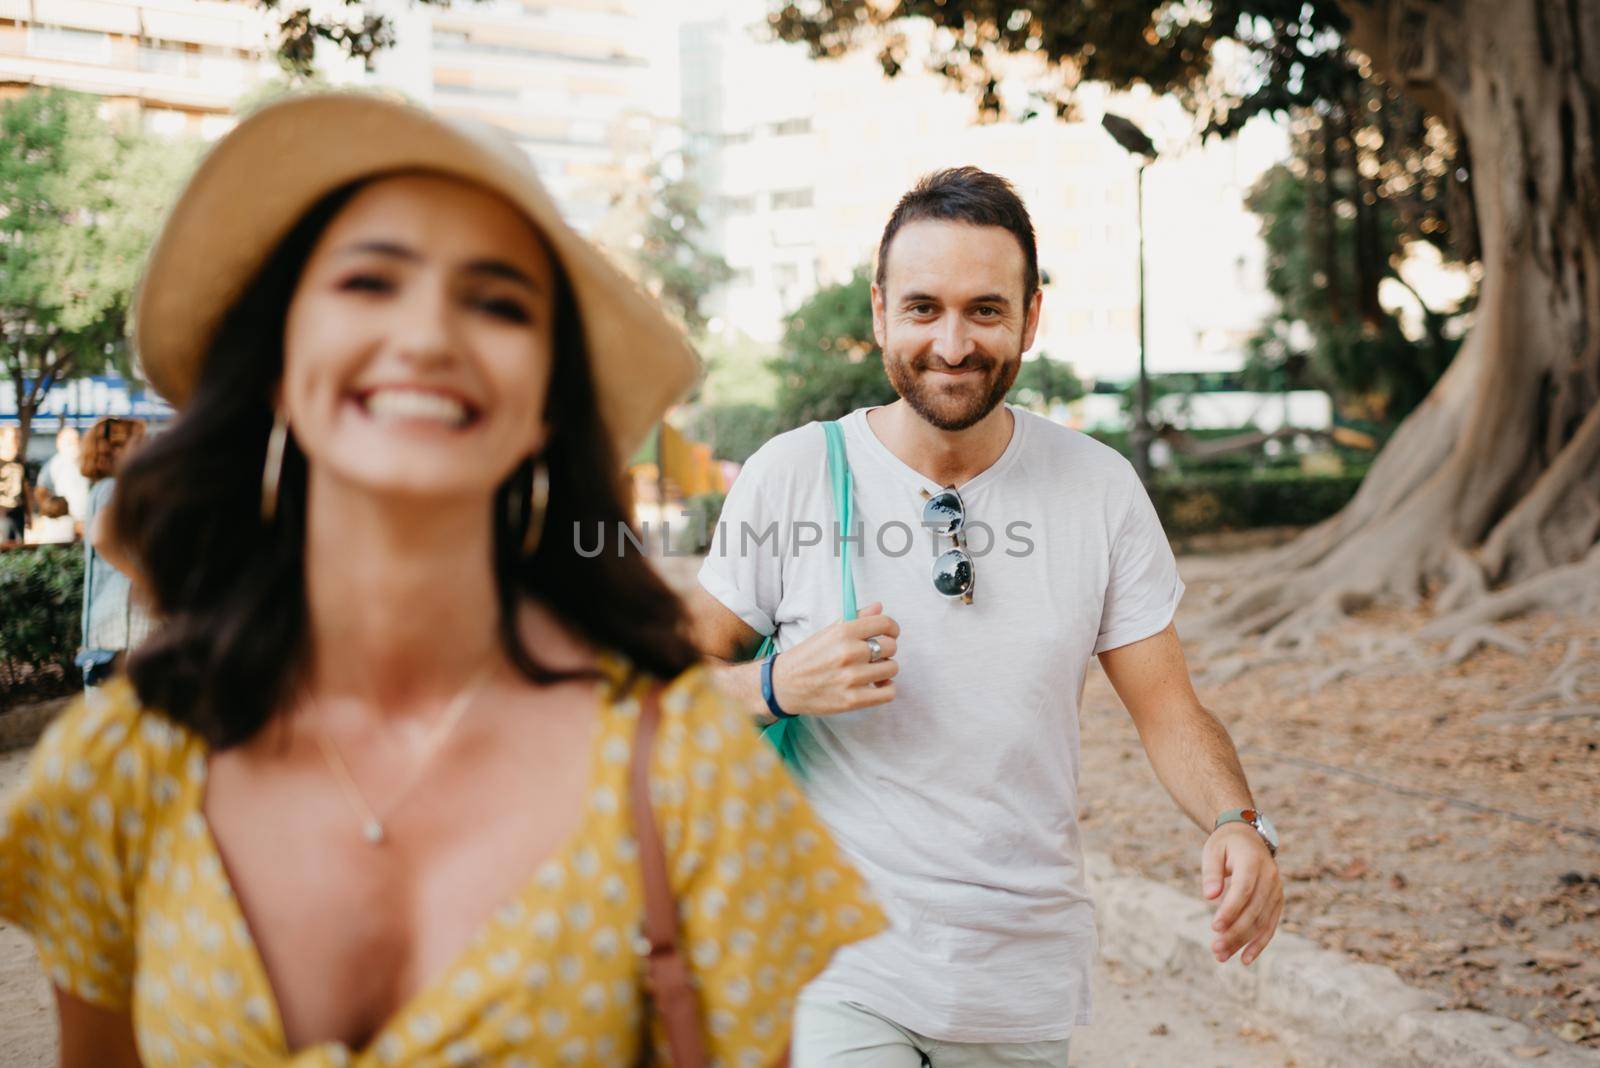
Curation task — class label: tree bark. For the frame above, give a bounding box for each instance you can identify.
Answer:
[1208,0,1600,642]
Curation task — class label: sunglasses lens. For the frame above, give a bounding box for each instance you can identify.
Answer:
[932,548,973,597]
[922,490,964,536]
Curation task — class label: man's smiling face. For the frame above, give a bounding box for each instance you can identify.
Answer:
[872,219,1041,431]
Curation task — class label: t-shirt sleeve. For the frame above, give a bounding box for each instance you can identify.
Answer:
[650,668,885,1067]
[0,684,147,1010]
[696,439,793,640]
[1094,464,1186,654]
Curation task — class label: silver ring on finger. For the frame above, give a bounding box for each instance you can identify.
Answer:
[865,636,884,663]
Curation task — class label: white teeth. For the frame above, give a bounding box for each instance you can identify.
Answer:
[363,389,470,427]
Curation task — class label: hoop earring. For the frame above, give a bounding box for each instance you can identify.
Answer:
[523,460,549,556]
[261,411,289,524]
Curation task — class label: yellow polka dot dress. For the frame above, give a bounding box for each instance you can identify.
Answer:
[0,661,885,1066]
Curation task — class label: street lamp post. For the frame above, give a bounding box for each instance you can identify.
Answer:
[1101,112,1157,483]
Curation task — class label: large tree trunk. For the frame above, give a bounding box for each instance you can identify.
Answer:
[1206,0,1600,644]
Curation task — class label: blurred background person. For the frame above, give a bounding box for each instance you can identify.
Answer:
[0,425,27,546]
[33,424,90,543]
[75,416,151,684]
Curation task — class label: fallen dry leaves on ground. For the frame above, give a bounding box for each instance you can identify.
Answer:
[1079,548,1600,1054]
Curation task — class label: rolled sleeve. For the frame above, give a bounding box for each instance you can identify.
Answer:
[0,686,147,1010]
[697,440,792,640]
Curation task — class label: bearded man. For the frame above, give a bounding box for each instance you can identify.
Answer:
[690,167,1283,1067]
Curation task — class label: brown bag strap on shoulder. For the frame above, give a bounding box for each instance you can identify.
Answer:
[630,685,709,1068]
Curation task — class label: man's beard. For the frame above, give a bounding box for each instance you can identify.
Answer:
[883,347,1021,432]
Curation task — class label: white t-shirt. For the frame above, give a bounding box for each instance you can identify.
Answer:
[698,406,1184,1043]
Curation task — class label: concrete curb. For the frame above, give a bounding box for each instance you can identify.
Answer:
[1085,851,1599,1068]
[0,696,71,753]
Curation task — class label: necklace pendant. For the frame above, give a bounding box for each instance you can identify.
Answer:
[362,819,385,845]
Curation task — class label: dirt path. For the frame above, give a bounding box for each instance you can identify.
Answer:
[1075,957,1299,1066]
[1080,549,1600,1058]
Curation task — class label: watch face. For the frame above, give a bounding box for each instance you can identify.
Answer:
[1255,812,1279,848]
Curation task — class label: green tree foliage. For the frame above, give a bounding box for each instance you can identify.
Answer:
[1243,87,1470,427]
[1008,352,1083,410]
[0,89,196,454]
[683,403,783,465]
[1244,173,1457,428]
[252,0,434,76]
[0,544,83,701]
[189,0,458,77]
[698,333,780,408]
[769,1,1358,136]
[771,268,897,430]
[634,166,732,336]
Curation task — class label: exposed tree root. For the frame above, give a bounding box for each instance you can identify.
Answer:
[1203,461,1600,651]
[1479,392,1600,584]
[1198,347,1489,646]
[1504,639,1598,710]
[1418,545,1600,639]
[1302,659,1416,696]
[1333,626,1420,662]
[1437,625,1530,667]
[1435,549,1489,617]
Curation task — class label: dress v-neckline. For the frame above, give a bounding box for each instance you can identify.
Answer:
[189,664,625,1060]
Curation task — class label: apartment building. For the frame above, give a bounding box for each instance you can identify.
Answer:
[0,0,278,134]
[372,0,671,237]
[2,0,671,239]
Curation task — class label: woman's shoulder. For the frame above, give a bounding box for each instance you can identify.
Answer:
[24,678,200,805]
[0,678,188,1009]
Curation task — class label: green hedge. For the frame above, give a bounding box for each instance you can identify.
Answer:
[1150,473,1365,537]
[676,492,728,553]
[0,545,84,704]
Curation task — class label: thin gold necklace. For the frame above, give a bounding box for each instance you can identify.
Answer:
[309,664,496,846]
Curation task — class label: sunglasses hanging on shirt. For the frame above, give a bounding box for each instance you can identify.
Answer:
[921,485,975,604]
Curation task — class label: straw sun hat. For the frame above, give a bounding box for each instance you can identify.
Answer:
[133,91,700,464]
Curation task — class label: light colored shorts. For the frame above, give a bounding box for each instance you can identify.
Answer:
[794,999,1072,1068]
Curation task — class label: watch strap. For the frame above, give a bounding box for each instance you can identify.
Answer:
[1215,808,1276,855]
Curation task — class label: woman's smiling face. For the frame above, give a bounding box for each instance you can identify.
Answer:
[281,173,557,503]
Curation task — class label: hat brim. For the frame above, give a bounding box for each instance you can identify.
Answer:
[133,91,699,465]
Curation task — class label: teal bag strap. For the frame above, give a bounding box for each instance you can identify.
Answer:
[822,420,858,622]
[760,419,856,772]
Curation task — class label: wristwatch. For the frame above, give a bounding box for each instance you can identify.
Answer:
[1214,808,1278,857]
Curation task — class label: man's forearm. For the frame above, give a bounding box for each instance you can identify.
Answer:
[707,657,779,726]
[1135,702,1254,833]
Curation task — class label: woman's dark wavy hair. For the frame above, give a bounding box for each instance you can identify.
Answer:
[114,178,700,748]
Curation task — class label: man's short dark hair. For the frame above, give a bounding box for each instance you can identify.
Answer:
[875,167,1039,301]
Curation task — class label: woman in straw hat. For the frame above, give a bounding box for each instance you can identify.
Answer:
[0,93,882,1068]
